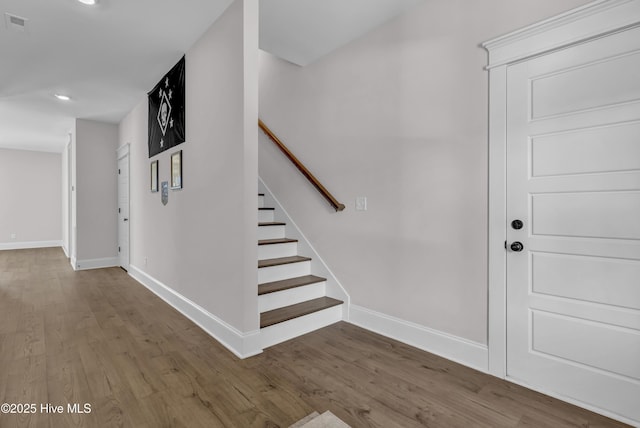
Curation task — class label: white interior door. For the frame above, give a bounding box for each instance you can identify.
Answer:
[117,153,130,271]
[506,25,640,424]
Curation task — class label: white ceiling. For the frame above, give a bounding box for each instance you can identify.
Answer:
[0,0,422,153]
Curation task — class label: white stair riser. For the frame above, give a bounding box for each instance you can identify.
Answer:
[258,242,297,259]
[259,282,326,313]
[258,210,274,222]
[260,304,343,349]
[258,195,265,208]
[258,225,285,240]
[258,261,310,283]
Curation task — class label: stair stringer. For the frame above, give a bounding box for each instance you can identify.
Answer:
[258,177,350,317]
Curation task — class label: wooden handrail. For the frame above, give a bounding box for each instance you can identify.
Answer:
[259,119,345,212]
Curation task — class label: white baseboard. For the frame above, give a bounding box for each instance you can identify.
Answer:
[128,265,262,359]
[505,376,639,427]
[0,240,62,251]
[349,305,488,373]
[74,256,119,271]
[62,245,69,258]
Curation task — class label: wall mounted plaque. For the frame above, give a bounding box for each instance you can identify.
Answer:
[161,181,169,205]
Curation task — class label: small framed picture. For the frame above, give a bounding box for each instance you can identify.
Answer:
[170,150,182,190]
[150,160,159,192]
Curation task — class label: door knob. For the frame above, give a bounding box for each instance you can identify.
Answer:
[124,218,129,222]
[510,241,524,252]
[511,219,523,230]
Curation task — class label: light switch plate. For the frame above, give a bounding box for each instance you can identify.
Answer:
[356,196,367,211]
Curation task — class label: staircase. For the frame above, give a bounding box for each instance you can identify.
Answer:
[257,192,344,348]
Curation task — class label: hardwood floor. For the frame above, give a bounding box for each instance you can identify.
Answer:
[0,248,629,427]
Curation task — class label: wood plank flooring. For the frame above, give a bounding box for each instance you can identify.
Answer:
[0,248,629,427]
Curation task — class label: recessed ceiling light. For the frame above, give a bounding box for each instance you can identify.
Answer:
[77,0,97,5]
[55,94,71,101]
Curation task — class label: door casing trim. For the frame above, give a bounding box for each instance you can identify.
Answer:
[117,143,130,271]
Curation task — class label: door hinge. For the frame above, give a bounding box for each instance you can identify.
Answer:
[118,246,120,253]
[118,208,121,213]
[118,169,121,174]
[504,240,507,249]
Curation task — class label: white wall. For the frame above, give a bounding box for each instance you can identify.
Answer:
[74,119,119,266]
[119,0,259,344]
[70,130,77,261]
[62,141,70,256]
[0,148,62,249]
[258,0,590,345]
